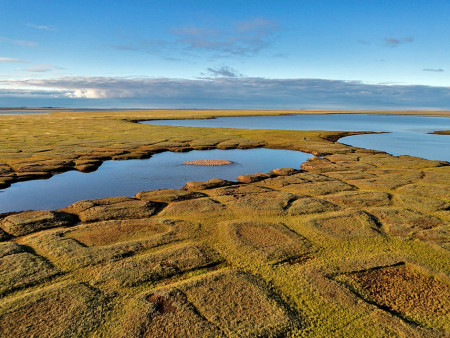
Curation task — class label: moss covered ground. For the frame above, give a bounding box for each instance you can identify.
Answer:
[0,109,449,337]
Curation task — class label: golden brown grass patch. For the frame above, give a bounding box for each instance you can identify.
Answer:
[0,247,59,296]
[66,219,170,246]
[61,196,161,222]
[0,210,77,237]
[334,263,450,330]
[178,270,301,336]
[159,197,225,216]
[277,180,356,196]
[309,210,381,239]
[369,207,442,236]
[23,218,202,269]
[88,242,222,287]
[221,221,313,264]
[0,282,109,337]
[135,188,207,203]
[113,288,223,337]
[288,196,339,215]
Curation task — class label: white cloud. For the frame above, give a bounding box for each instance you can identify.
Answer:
[24,64,63,72]
[383,36,413,47]
[0,37,37,47]
[26,23,56,31]
[0,57,26,63]
[67,89,112,99]
[1,76,449,109]
[175,18,279,57]
[423,68,444,72]
[109,17,280,58]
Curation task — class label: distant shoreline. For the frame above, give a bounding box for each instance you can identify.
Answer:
[1,108,450,117]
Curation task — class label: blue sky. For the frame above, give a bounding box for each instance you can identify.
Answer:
[0,0,449,109]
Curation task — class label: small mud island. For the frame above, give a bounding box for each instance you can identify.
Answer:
[431,130,450,135]
[183,159,233,166]
[0,109,449,337]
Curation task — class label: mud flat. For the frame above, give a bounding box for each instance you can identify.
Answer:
[431,130,450,135]
[0,109,449,336]
[183,159,233,166]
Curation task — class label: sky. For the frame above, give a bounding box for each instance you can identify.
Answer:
[0,0,449,109]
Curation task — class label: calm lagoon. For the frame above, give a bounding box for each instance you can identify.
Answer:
[143,114,450,162]
[0,148,311,212]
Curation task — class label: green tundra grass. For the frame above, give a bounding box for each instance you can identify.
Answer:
[0,109,449,337]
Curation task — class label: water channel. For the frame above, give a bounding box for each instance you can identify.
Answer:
[143,114,450,162]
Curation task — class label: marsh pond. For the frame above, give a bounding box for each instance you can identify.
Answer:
[0,148,310,212]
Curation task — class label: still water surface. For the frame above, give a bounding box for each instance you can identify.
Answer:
[143,114,450,161]
[0,148,310,212]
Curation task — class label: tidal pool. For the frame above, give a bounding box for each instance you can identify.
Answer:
[143,114,450,161]
[0,148,311,212]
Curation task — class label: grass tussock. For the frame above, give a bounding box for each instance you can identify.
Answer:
[334,263,450,331]
[0,282,110,337]
[220,221,314,264]
[0,244,59,296]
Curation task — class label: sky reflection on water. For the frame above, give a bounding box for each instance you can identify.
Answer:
[0,148,310,212]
